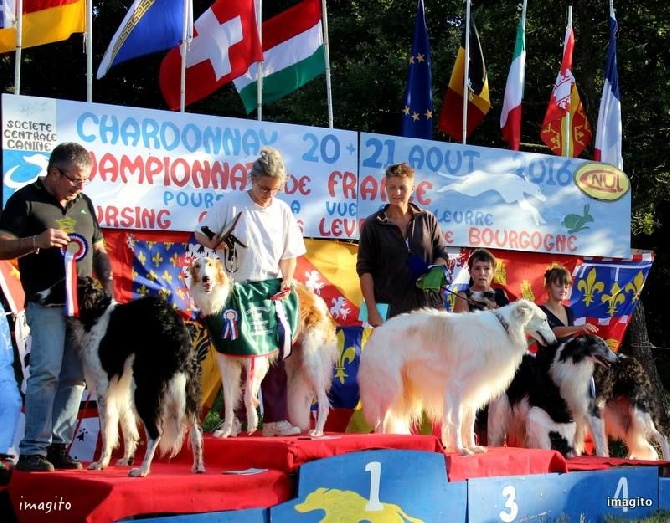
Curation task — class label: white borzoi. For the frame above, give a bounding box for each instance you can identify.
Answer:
[488,334,618,457]
[70,277,205,477]
[580,354,670,460]
[357,300,556,455]
[189,256,339,437]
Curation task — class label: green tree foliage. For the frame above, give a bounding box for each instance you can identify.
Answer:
[1,0,669,344]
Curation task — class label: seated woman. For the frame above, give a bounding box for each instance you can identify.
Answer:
[452,248,509,445]
[453,248,509,313]
[540,264,598,340]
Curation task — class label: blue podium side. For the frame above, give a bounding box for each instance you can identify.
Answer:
[659,477,670,510]
[271,449,466,523]
[127,508,268,523]
[468,466,659,523]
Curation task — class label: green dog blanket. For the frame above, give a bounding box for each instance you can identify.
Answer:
[201,278,299,358]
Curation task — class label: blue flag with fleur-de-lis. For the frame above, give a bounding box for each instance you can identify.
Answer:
[401,0,433,139]
[570,255,652,325]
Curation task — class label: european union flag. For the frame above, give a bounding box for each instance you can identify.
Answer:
[401,0,433,139]
[97,0,188,79]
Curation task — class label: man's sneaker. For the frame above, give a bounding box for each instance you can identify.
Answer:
[262,420,301,437]
[15,454,55,472]
[46,444,82,470]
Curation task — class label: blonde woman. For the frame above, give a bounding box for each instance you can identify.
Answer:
[195,147,305,437]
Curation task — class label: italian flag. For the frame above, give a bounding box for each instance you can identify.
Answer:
[233,0,325,113]
[500,4,526,150]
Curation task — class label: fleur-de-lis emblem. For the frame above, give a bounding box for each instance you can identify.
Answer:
[601,281,626,317]
[576,268,605,306]
[624,271,645,303]
[445,289,458,311]
[152,252,164,266]
[334,346,356,384]
[520,280,535,302]
[605,338,619,353]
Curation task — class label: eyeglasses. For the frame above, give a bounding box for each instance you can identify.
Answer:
[56,167,90,187]
[253,179,281,194]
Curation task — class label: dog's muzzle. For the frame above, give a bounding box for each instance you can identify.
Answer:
[536,331,554,347]
[199,275,213,293]
[594,351,618,368]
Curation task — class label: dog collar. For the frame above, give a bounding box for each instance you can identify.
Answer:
[493,310,510,335]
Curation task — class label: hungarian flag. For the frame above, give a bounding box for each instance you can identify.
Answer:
[594,12,623,169]
[400,0,432,139]
[232,0,325,113]
[438,15,490,142]
[540,26,592,157]
[0,0,85,54]
[159,0,263,110]
[500,3,526,150]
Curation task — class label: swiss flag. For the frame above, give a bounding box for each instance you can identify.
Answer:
[159,0,263,110]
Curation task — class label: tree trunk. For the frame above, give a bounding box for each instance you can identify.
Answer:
[620,300,670,405]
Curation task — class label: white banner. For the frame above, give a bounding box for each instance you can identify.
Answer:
[1,94,359,238]
[2,95,632,256]
[358,133,631,257]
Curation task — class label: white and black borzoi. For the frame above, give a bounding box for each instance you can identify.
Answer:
[580,354,670,460]
[70,277,205,477]
[189,256,339,438]
[488,334,618,457]
[357,300,556,455]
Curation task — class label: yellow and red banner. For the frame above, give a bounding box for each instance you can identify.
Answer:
[0,0,85,54]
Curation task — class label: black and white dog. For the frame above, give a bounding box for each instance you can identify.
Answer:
[488,334,618,457]
[69,277,205,477]
[579,354,670,460]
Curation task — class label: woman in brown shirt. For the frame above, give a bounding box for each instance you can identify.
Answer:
[357,163,449,326]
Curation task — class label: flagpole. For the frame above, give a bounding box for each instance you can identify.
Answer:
[461,0,471,144]
[564,5,572,158]
[86,0,93,102]
[14,0,22,95]
[256,0,264,121]
[321,0,334,128]
[179,0,192,112]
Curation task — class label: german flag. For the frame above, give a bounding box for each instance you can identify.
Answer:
[0,0,85,54]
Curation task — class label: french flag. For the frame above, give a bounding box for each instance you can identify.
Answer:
[594,11,623,169]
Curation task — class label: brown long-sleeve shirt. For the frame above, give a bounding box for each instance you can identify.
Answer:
[356,203,448,318]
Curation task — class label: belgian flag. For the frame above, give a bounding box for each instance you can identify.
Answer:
[438,16,490,141]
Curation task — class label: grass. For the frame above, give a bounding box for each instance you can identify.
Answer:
[605,513,670,522]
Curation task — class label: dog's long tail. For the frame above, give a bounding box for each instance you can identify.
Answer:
[159,372,189,458]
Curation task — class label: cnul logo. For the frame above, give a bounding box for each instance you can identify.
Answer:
[574,163,629,201]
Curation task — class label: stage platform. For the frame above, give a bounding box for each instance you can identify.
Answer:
[5,433,669,523]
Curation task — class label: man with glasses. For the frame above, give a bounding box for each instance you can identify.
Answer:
[0,142,113,472]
